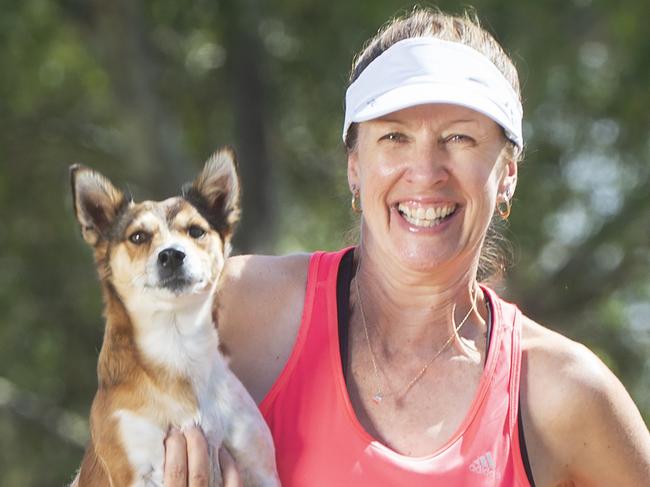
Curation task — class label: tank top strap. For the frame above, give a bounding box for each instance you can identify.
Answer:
[481,286,531,485]
[481,286,523,433]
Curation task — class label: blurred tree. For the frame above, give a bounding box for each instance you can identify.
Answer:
[0,0,648,485]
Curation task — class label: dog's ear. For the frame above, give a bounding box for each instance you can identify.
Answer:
[184,147,241,238]
[70,165,128,246]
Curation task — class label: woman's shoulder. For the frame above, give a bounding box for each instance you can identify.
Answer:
[520,315,637,428]
[220,253,312,293]
[216,253,312,403]
[519,315,650,484]
[217,253,312,335]
[519,316,628,413]
[520,316,610,390]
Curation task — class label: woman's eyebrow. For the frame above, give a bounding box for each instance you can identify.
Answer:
[374,117,481,129]
[445,118,480,126]
[374,116,408,125]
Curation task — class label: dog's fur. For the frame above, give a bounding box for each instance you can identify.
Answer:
[71,149,280,486]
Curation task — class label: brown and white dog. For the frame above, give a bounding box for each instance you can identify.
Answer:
[70,149,280,486]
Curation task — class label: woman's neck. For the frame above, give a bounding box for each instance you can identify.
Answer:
[353,243,487,354]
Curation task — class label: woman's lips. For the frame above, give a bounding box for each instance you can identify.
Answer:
[396,202,458,228]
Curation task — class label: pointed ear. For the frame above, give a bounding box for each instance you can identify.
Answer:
[183,147,241,237]
[70,164,128,246]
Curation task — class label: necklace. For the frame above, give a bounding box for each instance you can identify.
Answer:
[354,256,478,404]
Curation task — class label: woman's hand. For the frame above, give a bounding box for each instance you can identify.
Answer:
[164,426,242,486]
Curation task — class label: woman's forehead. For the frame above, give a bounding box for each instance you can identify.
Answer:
[367,103,499,130]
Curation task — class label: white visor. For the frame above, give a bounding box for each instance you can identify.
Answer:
[343,37,523,149]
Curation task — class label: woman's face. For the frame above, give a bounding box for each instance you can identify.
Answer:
[348,103,517,274]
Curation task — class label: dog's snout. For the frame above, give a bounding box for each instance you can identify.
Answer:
[157,247,193,292]
[158,248,186,271]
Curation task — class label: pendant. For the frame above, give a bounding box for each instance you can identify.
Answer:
[372,392,383,404]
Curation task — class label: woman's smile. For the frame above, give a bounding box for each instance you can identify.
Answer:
[394,201,459,230]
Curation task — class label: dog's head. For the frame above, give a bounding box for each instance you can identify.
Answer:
[70,148,240,310]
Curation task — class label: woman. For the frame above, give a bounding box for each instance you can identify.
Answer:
[165,8,650,486]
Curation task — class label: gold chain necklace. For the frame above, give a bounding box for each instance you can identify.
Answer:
[353,257,478,404]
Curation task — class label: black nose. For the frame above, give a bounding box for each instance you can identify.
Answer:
[158,248,186,272]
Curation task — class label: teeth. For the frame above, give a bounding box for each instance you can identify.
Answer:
[397,203,456,227]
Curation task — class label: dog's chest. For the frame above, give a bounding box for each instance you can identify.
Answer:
[113,321,243,480]
[139,314,234,432]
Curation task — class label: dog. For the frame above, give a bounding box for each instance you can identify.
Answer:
[70,148,280,486]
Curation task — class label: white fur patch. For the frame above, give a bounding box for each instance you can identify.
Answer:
[114,410,166,487]
[125,276,220,377]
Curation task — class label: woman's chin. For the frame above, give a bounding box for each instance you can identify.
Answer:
[385,243,455,274]
[384,227,454,270]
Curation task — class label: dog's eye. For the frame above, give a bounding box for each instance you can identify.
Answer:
[188,225,206,239]
[128,231,151,245]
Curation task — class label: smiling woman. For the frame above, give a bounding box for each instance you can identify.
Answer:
[344,14,522,285]
[348,104,515,276]
[163,7,650,487]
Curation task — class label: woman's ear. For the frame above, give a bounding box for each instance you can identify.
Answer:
[499,155,518,200]
[347,149,360,192]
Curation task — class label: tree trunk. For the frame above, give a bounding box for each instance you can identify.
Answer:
[220,0,275,253]
[66,0,192,194]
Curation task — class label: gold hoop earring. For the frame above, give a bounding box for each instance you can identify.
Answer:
[351,188,362,214]
[496,196,511,220]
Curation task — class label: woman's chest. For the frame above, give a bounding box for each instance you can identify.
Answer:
[348,361,484,456]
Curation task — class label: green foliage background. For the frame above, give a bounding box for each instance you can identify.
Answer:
[1,0,649,484]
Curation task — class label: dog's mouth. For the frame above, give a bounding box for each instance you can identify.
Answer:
[158,276,195,293]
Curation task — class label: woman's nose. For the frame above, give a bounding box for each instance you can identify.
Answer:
[404,142,449,185]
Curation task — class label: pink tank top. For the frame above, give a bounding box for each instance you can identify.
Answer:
[260,249,532,486]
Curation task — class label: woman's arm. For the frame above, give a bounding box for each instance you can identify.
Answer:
[521,318,650,486]
[216,253,310,403]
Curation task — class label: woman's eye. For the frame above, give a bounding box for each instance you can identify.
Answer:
[379,132,407,143]
[128,231,151,245]
[188,225,206,239]
[444,134,474,145]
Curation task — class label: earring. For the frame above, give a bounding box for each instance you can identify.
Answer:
[496,195,511,220]
[351,187,362,214]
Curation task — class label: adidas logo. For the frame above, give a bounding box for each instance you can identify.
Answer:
[469,451,496,477]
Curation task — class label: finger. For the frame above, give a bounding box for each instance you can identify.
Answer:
[185,426,211,487]
[219,447,243,487]
[164,428,187,487]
